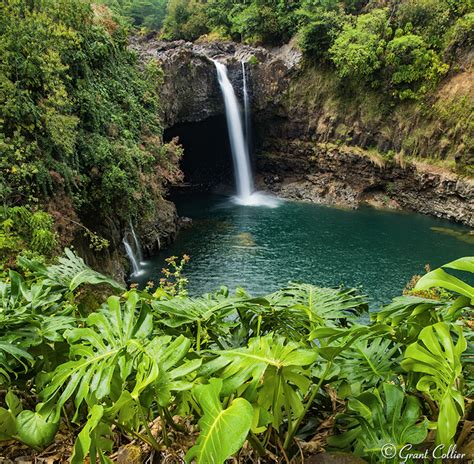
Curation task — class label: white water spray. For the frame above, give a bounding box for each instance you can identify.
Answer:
[123,238,141,276]
[214,60,279,208]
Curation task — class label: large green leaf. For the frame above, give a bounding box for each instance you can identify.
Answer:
[337,336,401,391]
[16,409,58,449]
[204,334,318,430]
[0,271,63,316]
[19,248,123,292]
[39,292,192,420]
[0,391,20,441]
[0,393,57,450]
[0,342,34,382]
[0,267,80,383]
[415,257,474,302]
[71,404,113,464]
[374,296,444,338]
[329,383,429,463]
[401,322,466,446]
[0,407,16,441]
[151,290,259,347]
[185,378,253,464]
[267,283,367,332]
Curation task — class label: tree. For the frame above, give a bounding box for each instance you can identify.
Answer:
[298,8,345,61]
[329,9,389,80]
[395,0,452,49]
[162,0,209,41]
[385,33,448,100]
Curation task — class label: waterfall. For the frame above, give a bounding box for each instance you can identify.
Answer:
[214,60,253,199]
[130,221,144,264]
[241,61,251,148]
[123,238,140,276]
[214,60,279,208]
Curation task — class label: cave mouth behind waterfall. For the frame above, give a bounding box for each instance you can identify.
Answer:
[164,114,236,193]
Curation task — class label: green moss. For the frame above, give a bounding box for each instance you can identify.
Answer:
[248,55,259,65]
[431,227,474,244]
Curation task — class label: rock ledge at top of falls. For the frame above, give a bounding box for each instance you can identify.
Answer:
[130,37,302,128]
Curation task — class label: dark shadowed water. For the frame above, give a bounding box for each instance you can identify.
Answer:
[134,193,473,306]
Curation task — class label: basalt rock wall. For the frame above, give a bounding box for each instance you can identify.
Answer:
[133,37,473,228]
[257,140,474,227]
[131,38,297,128]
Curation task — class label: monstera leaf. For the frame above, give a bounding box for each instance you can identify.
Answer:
[329,383,429,463]
[337,336,401,391]
[0,270,76,383]
[0,271,63,316]
[71,404,113,464]
[203,334,318,430]
[19,248,123,292]
[40,292,192,420]
[0,342,33,383]
[267,283,367,330]
[373,295,449,343]
[151,293,246,348]
[415,257,474,302]
[401,322,466,446]
[186,378,253,464]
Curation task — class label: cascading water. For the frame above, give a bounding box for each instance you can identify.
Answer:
[130,221,144,264]
[214,60,253,199]
[241,61,251,148]
[123,238,140,276]
[213,60,279,208]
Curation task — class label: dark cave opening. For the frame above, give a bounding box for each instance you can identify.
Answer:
[164,115,235,191]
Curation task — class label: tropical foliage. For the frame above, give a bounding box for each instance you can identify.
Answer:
[106,0,474,102]
[1,252,472,462]
[0,0,183,268]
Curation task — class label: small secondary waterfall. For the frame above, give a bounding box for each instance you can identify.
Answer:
[241,61,251,148]
[130,221,144,264]
[123,238,140,276]
[214,60,253,200]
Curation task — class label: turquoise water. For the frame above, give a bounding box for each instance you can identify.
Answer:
[135,194,473,306]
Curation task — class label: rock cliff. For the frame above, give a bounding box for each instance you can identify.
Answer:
[132,37,473,228]
[131,38,298,128]
[257,141,474,227]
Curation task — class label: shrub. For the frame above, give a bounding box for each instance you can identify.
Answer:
[0,207,57,269]
[128,0,168,30]
[385,33,449,100]
[329,9,389,80]
[162,0,210,40]
[443,12,474,58]
[298,8,345,61]
[395,0,452,48]
[230,1,297,45]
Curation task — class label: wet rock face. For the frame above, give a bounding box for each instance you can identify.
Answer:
[130,38,300,128]
[75,198,179,284]
[256,140,474,227]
